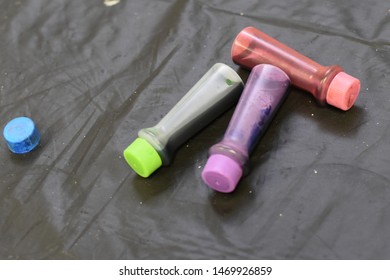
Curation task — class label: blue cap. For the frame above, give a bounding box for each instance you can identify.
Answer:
[3,117,41,154]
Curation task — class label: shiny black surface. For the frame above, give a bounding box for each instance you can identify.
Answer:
[1,0,389,259]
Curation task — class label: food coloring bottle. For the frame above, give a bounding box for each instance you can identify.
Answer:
[124,63,244,177]
[202,64,290,192]
[231,26,360,111]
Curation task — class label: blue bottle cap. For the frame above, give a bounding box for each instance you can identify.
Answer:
[3,117,41,154]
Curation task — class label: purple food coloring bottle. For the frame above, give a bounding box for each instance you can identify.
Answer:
[202,64,290,193]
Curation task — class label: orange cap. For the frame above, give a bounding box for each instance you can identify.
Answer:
[326,72,360,111]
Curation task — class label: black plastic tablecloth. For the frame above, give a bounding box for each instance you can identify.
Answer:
[1,0,389,259]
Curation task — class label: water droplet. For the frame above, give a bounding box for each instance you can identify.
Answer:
[104,0,120,6]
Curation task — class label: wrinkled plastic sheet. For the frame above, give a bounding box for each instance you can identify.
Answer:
[0,0,390,259]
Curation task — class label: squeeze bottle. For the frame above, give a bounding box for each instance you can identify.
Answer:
[124,63,244,178]
[202,64,290,193]
[231,26,360,111]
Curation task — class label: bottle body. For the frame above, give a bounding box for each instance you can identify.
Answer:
[202,64,290,193]
[124,63,244,177]
[231,26,360,111]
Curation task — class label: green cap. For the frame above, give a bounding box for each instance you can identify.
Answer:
[123,137,162,178]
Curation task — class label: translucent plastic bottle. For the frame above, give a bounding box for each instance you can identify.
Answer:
[231,26,360,111]
[202,64,290,193]
[123,63,244,178]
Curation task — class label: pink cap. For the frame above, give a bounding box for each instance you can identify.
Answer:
[326,72,361,111]
[201,154,243,193]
